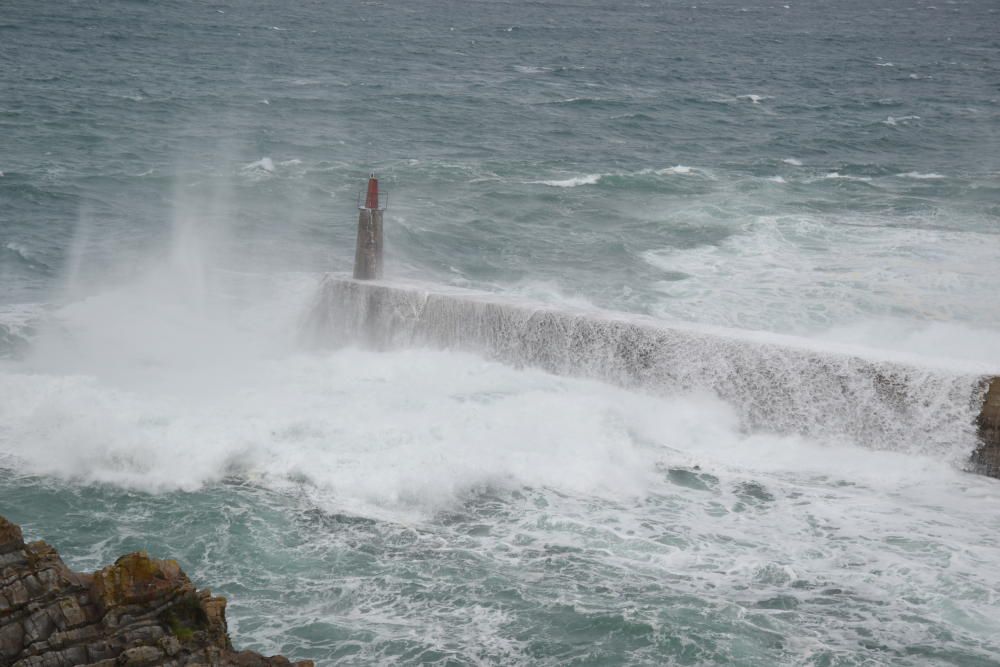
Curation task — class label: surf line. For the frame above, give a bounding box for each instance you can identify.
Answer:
[318,174,999,477]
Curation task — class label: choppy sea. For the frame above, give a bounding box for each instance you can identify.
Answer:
[2,1,1000,664]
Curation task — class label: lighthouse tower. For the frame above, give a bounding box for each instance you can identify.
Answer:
[353,173,385,280]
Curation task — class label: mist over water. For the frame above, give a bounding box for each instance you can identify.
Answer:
[2,0,1000,664]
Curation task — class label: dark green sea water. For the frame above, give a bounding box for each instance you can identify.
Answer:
[2,1,1000,664]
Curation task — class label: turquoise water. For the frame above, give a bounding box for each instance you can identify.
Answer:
[2,1,1000,664]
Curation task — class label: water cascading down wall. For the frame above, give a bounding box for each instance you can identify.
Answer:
[305,276,1000,477]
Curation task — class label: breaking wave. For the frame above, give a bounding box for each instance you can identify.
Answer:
[305,278,989,466]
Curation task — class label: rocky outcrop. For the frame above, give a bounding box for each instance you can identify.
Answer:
[972,377,1000,476]
[0,515,312,667]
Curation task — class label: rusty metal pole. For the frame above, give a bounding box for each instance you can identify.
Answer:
[353,173,384,280]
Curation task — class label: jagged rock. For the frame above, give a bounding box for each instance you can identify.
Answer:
[973,377,1000,476]
[0,516,313,667]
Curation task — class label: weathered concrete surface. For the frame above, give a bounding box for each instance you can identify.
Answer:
[0,515,312,667]
[306,276,1000,477]
[352,209,383,280]
[972,377,1000,476]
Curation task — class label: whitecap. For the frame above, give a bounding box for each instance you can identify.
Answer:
[2,242,49,270]
[514,65,550,74]
[4,242,30,258]
[782,158,803,166]
[656,165,694,175]
[883,115,920,126]
[897,171,945,179]
[0,302,45,351]
[767,176,786,183]
[243,157,275,172]
[531,174,603,187]
[823,172,872,182]
[737,94,771,104]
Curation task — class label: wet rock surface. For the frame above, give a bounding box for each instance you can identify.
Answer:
[973,377,1000,476]
[0,515,313,667]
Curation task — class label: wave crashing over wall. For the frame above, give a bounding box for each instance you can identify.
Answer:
[306,276,993,468]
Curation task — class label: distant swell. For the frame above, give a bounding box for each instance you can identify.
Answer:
[306,278,987,464]
[530,166,706,188]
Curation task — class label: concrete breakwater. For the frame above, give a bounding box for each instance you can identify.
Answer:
[306,276,999,475]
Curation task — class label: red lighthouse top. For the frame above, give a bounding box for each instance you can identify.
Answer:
[364,173,379,209]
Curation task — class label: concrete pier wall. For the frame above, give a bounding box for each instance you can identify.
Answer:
[352,209,383,280]
[973,378,1000,475]
[306,276,999,474]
